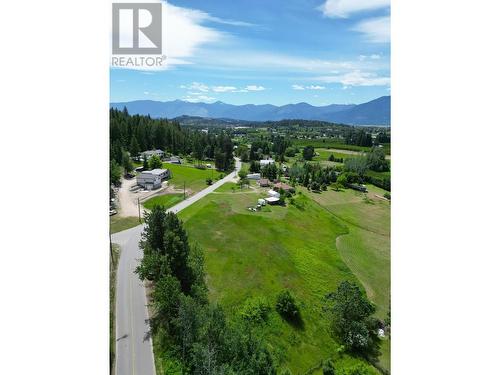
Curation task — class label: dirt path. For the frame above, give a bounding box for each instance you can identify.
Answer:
[117,178,139,217]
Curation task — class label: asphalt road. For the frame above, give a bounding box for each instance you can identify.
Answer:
[111,158,241,375]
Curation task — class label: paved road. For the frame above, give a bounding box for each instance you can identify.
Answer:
[112,158,241,375]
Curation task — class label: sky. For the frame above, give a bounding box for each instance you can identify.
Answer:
[110,0,390,106]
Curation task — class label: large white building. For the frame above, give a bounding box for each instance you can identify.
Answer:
[260,159,275,167]
[136,169,170,190]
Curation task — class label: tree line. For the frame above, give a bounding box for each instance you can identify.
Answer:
[110,108,235,185]
[136,207,276,374]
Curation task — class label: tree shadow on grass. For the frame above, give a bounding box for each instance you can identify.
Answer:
[279,312,305,331]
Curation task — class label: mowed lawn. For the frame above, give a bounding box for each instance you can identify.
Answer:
[178,187,379,374]
[143,193,184,210]
[161,163,223,193]
[305,185,390,372]
[110,216,141,234]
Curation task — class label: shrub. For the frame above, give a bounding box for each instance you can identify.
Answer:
[322,359,335,375]
[240,296,271,324]
[276,290,299,320]
[383,192,391,200]
[206,178,213,185]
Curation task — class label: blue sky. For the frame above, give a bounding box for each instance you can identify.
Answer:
[110,0,390,106]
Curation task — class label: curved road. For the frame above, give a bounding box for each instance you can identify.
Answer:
[111,158,241,375]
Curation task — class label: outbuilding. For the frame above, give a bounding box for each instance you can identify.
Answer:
[267,189,280,198]
[258,178,270,187]
[264,197,280,205]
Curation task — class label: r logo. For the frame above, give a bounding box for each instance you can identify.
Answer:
[112,3,162,55]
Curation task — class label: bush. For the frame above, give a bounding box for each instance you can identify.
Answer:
[383,192,391,200]
[322,359,335,375]
[276,290,300,320]
[240,297,271,324]
[206,178,213,185]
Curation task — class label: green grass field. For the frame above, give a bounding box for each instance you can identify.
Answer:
[178,186,381,374]
[143,193,184,210]
[305,185,390,372]
[162,163,224,193]
[110,216,141,234]
[313,148,354,162]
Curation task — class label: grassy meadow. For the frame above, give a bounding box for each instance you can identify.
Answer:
[110,215,141,234]
[143,193,184,210]
[162,163,222,193]
[178,185,382,374]
[305,184,391,371]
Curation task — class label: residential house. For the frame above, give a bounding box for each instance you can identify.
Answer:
[142,149,165,160]
[273,182,292,192]
[260,159,274,167]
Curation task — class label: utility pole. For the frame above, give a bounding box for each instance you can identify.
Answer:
[109,232,114,267]
[138,197,141,223]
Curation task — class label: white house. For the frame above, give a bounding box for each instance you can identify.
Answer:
[137,169,170,190]
[142,149,165,160]
[260,159,275,167]
[246,173,261,180]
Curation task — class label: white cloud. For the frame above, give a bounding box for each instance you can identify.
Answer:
[292,84,325,90]
[212,86,237,93]
[319,0,390,18]
[182,93,216,102]
[307,85,326,90]
[359,53,382,61]
[315,70,390,86]
[245,85,266,91]
[180,82,210,92]
[352,16,390,43]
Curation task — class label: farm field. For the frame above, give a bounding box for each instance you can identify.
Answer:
[305,185,390,318]
[178,185,381,374]
[143,193,184,210]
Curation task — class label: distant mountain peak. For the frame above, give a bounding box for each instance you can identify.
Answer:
[110,96,390,125]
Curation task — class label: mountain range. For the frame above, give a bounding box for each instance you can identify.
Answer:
[110,96,390,126]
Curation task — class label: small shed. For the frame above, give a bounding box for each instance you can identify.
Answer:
[169,156,182,164]
[258,178,270,187]
[274,182,292,192]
